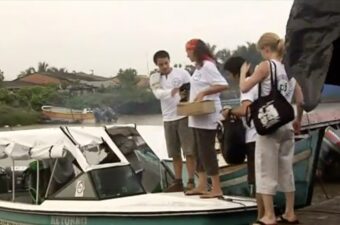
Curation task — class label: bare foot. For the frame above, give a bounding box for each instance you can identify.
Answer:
[200,190,223,199]
[185,187,207,196]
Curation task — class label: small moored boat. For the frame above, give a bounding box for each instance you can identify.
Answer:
[41,106,95,124]
[0,126,257,225]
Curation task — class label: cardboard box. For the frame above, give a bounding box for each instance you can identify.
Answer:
[177,100,216,116]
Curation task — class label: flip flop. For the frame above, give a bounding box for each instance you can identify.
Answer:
[277,215,300,224]
[253,220,277,225]
[199,192,223,199]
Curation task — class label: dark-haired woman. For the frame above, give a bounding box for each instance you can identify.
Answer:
[185,39,228,198]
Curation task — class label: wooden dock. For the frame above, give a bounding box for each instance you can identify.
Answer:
[297,196,340,225]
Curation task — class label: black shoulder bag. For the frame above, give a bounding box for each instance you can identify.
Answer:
[217,112,246,164]
[246,61,294,135]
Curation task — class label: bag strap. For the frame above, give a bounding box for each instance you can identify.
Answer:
[269,60,279,92]
[245,105,252,127]
[258,60,276,97]
[258,71,262,98]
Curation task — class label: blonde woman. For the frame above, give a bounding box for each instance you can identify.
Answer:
[240,33,304,225]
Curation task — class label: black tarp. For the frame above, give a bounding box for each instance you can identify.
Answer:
[284,0,340,111]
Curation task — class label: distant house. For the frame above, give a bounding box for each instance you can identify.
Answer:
[19,73,62,85]
[1,80,41,91]
[17,72,108,85]
[4,72,151,94]
[9,72,116,95]
[80,80,119,89]
[105,75,150,89]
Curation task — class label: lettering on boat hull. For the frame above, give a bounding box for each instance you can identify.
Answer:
[51,216,87,225]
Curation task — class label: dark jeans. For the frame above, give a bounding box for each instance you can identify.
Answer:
[193,128,219,176]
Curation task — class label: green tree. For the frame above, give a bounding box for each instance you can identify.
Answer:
[215,49,232,64]
[206,43,217,56]
[116,68,138,88]
[16,86,59,111]
[232,42,262,66]
[48,67,68,74]
[18,67,36,78]
[0,89,15,105]
[37,62,49,73]
[0,70,4,82]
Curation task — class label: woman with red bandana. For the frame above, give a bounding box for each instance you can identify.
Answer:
[185,39,229,198]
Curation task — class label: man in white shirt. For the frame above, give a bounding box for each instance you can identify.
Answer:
[149,50,196,192]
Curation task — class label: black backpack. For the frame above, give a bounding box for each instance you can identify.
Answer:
[246,61,295,135]
[217,113,247,164]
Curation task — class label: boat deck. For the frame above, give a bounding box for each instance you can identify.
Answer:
[297,196,340,225]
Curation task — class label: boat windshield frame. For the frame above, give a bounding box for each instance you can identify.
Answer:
[48,164,146,201]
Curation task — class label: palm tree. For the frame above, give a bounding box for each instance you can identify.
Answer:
[215,49,232,64]
[17,67,36,78]
[0,70,4,82]
[206,43,232,65]
[37,62,49,73]
[59,68,68,74]
[47,67,68,74]
[47,67,59,73]
[232,42,262,66]
[206,43,217,56]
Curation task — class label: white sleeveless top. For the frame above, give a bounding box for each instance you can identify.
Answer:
[260,59,296,103]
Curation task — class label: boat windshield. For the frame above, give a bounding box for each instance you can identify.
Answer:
[106,126,175,193]
[89,165,145,199]
[80,141,121,166]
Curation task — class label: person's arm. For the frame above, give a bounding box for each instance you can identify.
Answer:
[194,85,228,101]
[240,61,269,93]
[152,88,178,100]
[293,82,304,134]
[149,73,178,99]
[222,100,252,119]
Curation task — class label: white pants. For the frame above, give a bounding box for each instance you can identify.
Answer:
[255,124,295,195]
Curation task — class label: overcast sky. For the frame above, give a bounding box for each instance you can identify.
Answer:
[0,0,293,80]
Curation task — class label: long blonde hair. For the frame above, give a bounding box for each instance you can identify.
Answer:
[257,32,285,58]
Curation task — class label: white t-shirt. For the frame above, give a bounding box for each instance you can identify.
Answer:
[240,83,258,143]
[189,60,228,130]
[149,68,191,122]
[257,60,297,130]
[261,60,296,103]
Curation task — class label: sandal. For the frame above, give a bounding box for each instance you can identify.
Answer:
[253,220,277,225]
[277,215,300,224]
